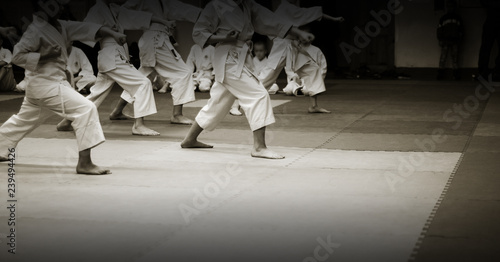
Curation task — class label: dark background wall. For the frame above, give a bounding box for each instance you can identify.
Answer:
[0,0,488,74]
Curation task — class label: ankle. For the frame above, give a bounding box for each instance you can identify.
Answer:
[253,145,267,152]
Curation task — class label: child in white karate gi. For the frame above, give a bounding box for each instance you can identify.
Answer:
[118,0,202,125]
[0,0,126,175]
[66,44,96,94]
[284,31,329,113]
[187,44,215,92]
[259,0,343,106]
[181,0,315,159]
[252,41,279,94]
[56,0,171,136]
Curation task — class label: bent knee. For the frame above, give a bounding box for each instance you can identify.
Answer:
[80,99,99,114]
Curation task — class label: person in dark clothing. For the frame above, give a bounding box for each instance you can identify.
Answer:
[478,0,500,79]
[437,0,463,80]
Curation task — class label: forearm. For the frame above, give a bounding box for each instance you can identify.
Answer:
[96,26,126,45]
[323,14,343,22]
[96,26,115,38]
[151,16,172,25]
[206,34,237,45]
[287,27,304,39]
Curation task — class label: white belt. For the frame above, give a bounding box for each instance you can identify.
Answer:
[231,40,253,78]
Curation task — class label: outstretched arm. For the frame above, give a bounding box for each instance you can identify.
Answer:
[322,14,344,23]
[151,16,176,31]
[96,26,127,46]
[0,26,16,38]
[205,31,240,45]
[287,27,315,45]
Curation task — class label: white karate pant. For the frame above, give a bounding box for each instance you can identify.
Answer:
[295,62,326,96]
[283,80,304,96]
[140,45,195,106]
[87,60,157,119]
[0,82,105,155]
[196,54,275,132]
[194,69,214,92]
[75,75,97,92]
[258,38,290,89]
[258,53,286,89]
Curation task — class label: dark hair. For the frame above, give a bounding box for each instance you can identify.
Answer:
[253,41,267,49]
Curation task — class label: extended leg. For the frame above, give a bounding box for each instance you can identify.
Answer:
[308,95,331,114]
[77,148,111,175]
[149,45,196,125]
[180,121,213,148]
[109,98,132,120]
[251,126,284,159]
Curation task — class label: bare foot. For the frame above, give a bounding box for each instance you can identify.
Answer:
[268,83,279,95]
[76,163,111,175]
[308,106,331,114]
[57,120,74,132]
[230,108,242,116]
[109,112,132,120]
[171,115,194,125]
[158,83,171,93]
[158,86,168,93]
[251,148,285,159]
[132,125,160,136]
[181,139,213,148]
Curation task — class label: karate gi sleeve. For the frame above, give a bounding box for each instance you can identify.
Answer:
[318,49,327,78]
[121,0,141,10]
[250,1,293,40]
[81,6,106,47]
[192,3,219,48]
[163,0,201,23]
[61,20,103,48]
[1,49,12,64]
[11,25,41,72]
[76,48,95,77]
[117,6,153,31]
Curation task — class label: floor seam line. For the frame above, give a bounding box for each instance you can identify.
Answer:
[408,93,491,261]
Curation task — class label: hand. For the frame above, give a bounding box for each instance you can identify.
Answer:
[112,32,127,46]
[0,27,7,37]
[74,75,83,83]
[42,45,62,60]
[298,31,315,45]
[164,20,176,31]
[0,27,18,44]
[226,30,239,42]
[334,17,345,22]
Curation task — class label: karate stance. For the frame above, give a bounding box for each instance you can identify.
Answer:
[0,1,125,174]
[116,0,202,125]
[181,0,315,159]
[283,34,329,113]
[259,0,342,110]
[56,0,168,136]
